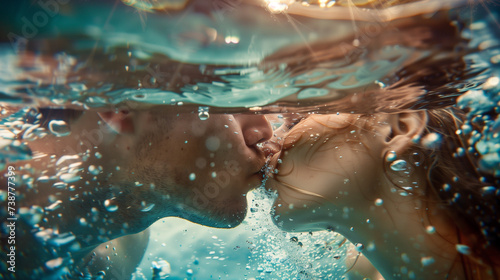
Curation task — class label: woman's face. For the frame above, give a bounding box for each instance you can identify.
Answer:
[266,113,389,233]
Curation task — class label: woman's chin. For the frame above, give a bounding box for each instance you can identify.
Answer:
[272,200,332,232]
[266,177,334,232]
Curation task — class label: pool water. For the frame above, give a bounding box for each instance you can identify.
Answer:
[134,188,352,279]
[1,0,499,279]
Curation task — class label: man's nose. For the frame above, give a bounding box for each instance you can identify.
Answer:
[234,115,273,146]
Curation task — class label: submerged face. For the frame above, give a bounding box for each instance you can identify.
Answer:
[266,114,389,232]
[126,109,272,228]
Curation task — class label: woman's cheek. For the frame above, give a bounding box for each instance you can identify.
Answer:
[270,165,336,231]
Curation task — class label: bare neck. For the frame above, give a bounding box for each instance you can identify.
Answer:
[336,174,466,279]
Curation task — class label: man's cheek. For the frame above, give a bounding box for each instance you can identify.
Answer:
[191,120,208,136]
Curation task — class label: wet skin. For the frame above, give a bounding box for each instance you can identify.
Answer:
[6,106,273,278]
[264,112,476,279]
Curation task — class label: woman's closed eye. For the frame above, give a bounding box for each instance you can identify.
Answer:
[286,119,301,129]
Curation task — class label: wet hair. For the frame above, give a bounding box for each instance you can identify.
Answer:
[405,107,500,276]
[275,107,500,278]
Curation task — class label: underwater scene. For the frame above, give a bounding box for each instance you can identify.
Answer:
[1,0,499,279]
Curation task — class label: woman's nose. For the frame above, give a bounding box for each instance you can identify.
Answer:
[234,115,273,146]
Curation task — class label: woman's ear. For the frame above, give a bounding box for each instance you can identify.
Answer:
[97,110,135,134]
[384,111,428,155]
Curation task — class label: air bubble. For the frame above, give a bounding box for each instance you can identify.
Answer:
[49,120,71,137]
[52,182,68,189]
[189,173,196,181]
[96,271,106,279]
[411,152,421,166]
[421,256,435,266]
[355,243,364,252]
[37,176,51,183]
[425,225,436,234]
[482,76,499,90]
[88,165,102,175]
[386,151,397,162]
[22,124,42,141]
[48,232,76,247]
[390,159,407,171]
[60,173,81,183]
[480,186,496,195]
[265,267,275,273]
[491,54,500,64]
[45,257,63,270]
[421,133,442,149]
[456,244,471,255]
[79,217,88,226]
[401,253,410,264]
[140,202,155,212]
[456,147,465,157]
[45,200,63,211]
[104,198,119,212]
[205,137,220,151]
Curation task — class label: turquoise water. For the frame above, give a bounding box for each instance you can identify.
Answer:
[134,188,351,279]
[1,0,500,279]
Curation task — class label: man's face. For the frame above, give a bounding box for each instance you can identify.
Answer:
[126,109,272,228]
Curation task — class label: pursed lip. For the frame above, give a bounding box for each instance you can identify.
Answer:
[262,141,281,158]
[248,145,269,175]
